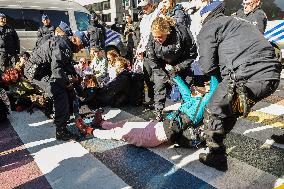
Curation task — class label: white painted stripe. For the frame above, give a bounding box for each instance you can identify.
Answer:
[9,111,129,189]
[243,125,275,135]
[150,146,278,189]
[256,104,284,116]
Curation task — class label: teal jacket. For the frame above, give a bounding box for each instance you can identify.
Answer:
[167,75,219,126]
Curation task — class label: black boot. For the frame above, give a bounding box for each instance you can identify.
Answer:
[199,146,228,171]
[56,128,79,141]
[271,134,284,144]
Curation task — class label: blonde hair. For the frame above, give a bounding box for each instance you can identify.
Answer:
[107,50,120,66]
[55,27,65,36]
[151,16,176,35]
[114,57,128,74]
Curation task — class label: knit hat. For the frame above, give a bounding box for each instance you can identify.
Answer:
[200,1,222,17]
[58,21,73,36]
[74,31,89,48]
[0,13,6,18]
[42,14,49,20]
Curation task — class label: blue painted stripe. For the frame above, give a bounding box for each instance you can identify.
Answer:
[106,32,119,39]
[271,34,284,43]
[106,29,113,35]
[264,21,284,37]
[105,35,120,45]
[265,29,284,40]
[93,145,215,189]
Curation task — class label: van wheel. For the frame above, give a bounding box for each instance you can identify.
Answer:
[106,46,120,56]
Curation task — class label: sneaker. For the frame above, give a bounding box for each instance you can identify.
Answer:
[56,129,79,141]
[199,152,228,171]
[271,134,284,144]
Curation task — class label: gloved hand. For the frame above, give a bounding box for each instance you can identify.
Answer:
[165,64,177,79]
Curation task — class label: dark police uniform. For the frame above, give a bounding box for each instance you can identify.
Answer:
[87,22,106,49]
[147,24,197,113]
[197,4,281,170]
[36,25,55,47]
[235,6,267,34]
[0,24,20,72]
[25,35,76,138]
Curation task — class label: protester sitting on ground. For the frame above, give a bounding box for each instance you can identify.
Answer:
[76,74,218,148]
[83,57,131,108]
[106,50,120,82]
[89,47,108,85]
[1,52,46,112]
[74,57,92,78]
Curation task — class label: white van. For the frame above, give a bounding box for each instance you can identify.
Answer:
[0,0,126,56]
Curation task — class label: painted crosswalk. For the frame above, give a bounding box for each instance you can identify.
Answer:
[1,85,284,188]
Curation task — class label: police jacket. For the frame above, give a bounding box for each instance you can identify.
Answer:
[26,36,74,91]
[87,22,106,49]
[167,4,191,28]
[37,25,55,38]
[197,6,281,82]
[147,24,197,72]
[235,6,267,34]
[0,25,20,55]
[91,70,132,107]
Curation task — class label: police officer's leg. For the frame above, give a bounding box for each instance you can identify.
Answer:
[50,82,78,141]
[152,68,167,120]
[199,80,236,171]
[143,57,154,102]
[245,80,281,143]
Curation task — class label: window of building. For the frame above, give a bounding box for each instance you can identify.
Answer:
[103,0,111,10]
[74,11,90,31]
[93,2,103,11]
[102,13,111,22]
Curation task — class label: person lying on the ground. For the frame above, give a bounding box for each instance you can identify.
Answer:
[75,75,219,148]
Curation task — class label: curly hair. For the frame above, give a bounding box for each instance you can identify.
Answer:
[114,57,129,74]
[107,50,120,66]
[151,16,176,35]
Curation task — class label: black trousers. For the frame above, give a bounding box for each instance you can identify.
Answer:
[205,79,280,146]
[143,57,154,100]
[50,82,70,130]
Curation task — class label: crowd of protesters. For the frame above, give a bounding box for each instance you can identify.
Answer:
[0,0,283,172]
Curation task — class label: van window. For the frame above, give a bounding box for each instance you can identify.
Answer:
[0,8,69,31]
[22,9,70,31]
[74,11,89,31]
[0,8,25,30]
[224,0,284,21]
[263,0,284,20]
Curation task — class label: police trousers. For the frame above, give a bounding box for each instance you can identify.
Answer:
[204,79,279,146]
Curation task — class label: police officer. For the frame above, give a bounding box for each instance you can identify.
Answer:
[35,21,73,49]
[87,13,106,50]
[234,0,267,34]
[147,16,197,120]
[25,31,89,141]
[111,18,121,33]
[197,2,281,171]
[0,12,20,73]
[37,14,55,41]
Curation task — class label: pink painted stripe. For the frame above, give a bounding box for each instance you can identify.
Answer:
[0,120,52,189]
